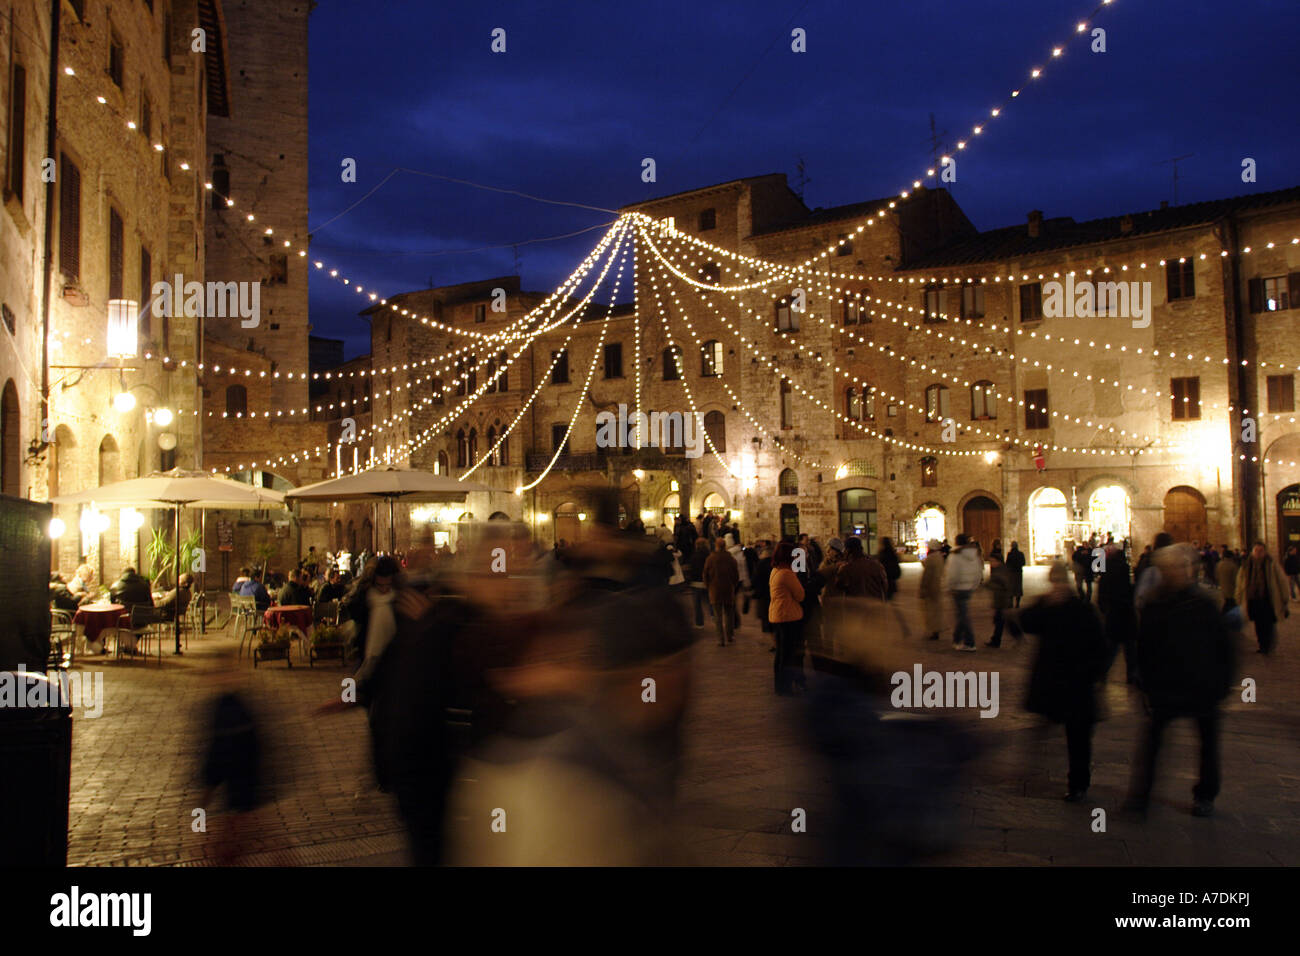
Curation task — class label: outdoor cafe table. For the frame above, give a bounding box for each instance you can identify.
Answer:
[73,603,125,651]
[264,604,312,633]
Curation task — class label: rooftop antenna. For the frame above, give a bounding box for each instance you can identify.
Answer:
[513,243,521,276]
[794,155,811,202]
[1155,153,1195,206]
[925,112,950,170]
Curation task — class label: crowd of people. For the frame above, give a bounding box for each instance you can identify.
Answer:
[187,513,1286,862]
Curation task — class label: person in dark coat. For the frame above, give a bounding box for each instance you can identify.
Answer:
[983,555,1015,648]
[49,573,80,612]
[1071,543,1094,601]
[109,566,154,613]
[752,541,773,633]
[685,538,712,629]
[1127,545,1236,818]
[703,539,741,646]
[1004,542,1026,607]
[674,514,697,558]
[1019,562,1110,801]
[1096,542,1138,683]
[877,537,902,600]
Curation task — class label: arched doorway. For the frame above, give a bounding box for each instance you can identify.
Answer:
[661,493,681,524]
[1028,486,1067,564]
[838,488,877,553]
[488,511,510,521]
[0,379,18,497]
[961,495,1001,554]
[1278,485,1300,556]
[554,501,581,547]
[702,492,727,516]
[1087,485,1131,546]
[915,504,945,548]
[1164,486,1207,544]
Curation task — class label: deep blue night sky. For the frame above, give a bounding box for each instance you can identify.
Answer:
[306,0,1298,358]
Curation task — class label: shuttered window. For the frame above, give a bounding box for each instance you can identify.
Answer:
[139,246,152,338]
[1171,377,1201,421]
[1266,375,1294,413]
[109,209,124,300]
[59,154,81,279]
[6,64,25,202]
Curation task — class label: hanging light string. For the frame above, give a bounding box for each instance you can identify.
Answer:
[643,245,824,471]
[643,244,965,459]
[646,226,1194,447]
[516,224,635,492]
[644,227,1153,458]
[429,223,635,477]
[217,220,630,474]
[206,223,628,420]
[683,263,1157,458]
[642,245,740,477]
[659,210,1300,299]
[648,211,1300,386]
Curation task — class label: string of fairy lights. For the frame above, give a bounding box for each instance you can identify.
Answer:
[422,222,635,480]
[644,224,1264,440]
[641,224,1163,455]
[215,220,630,474]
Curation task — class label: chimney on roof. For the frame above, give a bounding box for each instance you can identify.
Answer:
[1120,214,1134,234]
[1027,210,1043,239]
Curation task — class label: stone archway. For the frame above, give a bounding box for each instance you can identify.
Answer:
[1164,486,1207,545]
[961,494,1001,554]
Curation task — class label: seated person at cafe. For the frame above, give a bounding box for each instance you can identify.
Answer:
[315,569,347,604]
[277,569,314,607]
[156,573,194,621]
[236,573,271,611]
[50,573,81,612]
[69,563,96,602]
[233,566,252,590]
[110,566,155,612]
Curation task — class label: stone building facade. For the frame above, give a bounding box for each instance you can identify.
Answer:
[2,0,228,581]
[345,175,1300,561]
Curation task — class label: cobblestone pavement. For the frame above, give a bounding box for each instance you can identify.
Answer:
[66,566,1300,866]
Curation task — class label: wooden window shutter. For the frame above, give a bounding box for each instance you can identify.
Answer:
[1288,273,1300,307]
[7,64,25,201]
[59,154,80,280]
[1248,277,1264,313]
[108,209,124,300]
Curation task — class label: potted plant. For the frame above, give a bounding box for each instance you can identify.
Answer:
[253,625,293,667]
[309,624,346,666]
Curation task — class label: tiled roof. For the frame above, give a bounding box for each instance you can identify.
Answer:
[902,185,1300,269]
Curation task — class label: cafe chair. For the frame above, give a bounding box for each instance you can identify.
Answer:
[232,594,259,658]
[49,609,75,670]
[119,606,167,663]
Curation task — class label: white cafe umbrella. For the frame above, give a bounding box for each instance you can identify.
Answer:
[51,469,286,653]
[285,466,490,552]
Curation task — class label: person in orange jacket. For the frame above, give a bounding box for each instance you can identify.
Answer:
[769,540,807,694]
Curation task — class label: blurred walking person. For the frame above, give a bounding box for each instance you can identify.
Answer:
[1096,540,1138,683]
[1005,542,1026,607]
[920,540,946,641]
[770,541,806,694]
[1215,545,1239,612]
[685,538,711,629]
[1128,545,1236,818]
[983,554,1014,648]
[1283,544,1300,600]
[703,538,740,646]
[946,534,983,650]
[752,541,774,634]
[1019,563,1109,801]
[877,537,902,600]
[1235,542,1289,654]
